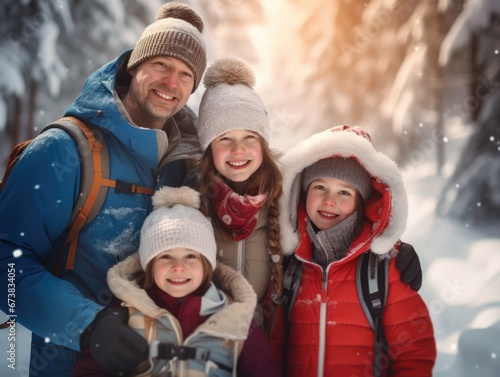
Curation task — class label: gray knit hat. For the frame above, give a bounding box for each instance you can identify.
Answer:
[302,157,373,201]
[139,186,216,270]
[196,57,271,151]
[127,2,207,92]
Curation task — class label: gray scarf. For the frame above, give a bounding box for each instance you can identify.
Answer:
[306,212,358,269]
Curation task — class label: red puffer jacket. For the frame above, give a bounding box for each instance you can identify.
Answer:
[273,209,436,377]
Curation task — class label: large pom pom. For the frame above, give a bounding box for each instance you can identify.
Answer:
[156,2,204,33]
[152,186,201,210]
[203,57,256,89]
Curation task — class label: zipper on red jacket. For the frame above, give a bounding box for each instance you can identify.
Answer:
[317,266,329,377]
[295,255,329,377]
[321,269,328,302]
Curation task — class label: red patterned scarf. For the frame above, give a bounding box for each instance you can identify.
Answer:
[211,176,267,241]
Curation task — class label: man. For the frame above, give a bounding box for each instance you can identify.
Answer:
[0,3,206,376]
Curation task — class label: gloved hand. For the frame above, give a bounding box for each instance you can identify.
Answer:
[80,307,149,376]
[395,242,422,291]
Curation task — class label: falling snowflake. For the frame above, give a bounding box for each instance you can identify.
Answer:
[44,337,51,343]
[12,249,23,258]
[34,184,41,190]
[443,137,449,143]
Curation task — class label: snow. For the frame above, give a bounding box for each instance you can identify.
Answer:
[1,118,499,377]
[36,21,67,97]
[400,118,500,376]
[439,0,500,65]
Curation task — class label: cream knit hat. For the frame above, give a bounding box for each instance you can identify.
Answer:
[196,57,271,151]
[127,2,207,92]
[139,186,216,270]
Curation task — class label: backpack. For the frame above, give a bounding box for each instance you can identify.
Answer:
[282,249,392,377]
[0,116,155,275]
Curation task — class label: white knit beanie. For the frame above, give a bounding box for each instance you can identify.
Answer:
[139,186,216,270]
[196,57,271,151]
[127,2,207,92]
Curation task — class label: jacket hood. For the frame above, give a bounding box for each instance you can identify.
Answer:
[280,125,408,256]
[107,253,257,340]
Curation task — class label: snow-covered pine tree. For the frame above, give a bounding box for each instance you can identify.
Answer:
[437,0,500,225]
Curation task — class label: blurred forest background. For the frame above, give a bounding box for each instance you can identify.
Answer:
[1,0,499,225]
[1,1,500,375]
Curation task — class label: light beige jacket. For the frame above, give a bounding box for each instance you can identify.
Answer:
[214,209,272,326]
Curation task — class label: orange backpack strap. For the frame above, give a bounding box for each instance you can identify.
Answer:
[41,116,154,274]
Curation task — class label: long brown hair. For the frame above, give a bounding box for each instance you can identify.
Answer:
[198,136,284,303]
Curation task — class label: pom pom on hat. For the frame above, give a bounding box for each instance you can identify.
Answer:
[152,186,201,211]
[128,2,207,92]
[203,57,256,88]
[196,57,270,151]
[139,186,216,270]
[156,2,204,33]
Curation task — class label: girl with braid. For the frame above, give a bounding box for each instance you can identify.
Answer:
[190,57,283,337]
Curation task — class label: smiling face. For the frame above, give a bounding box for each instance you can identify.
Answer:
[152,248,204,298]
[305,176,358,231]
[123,56,194,130]
[210,129,264,193]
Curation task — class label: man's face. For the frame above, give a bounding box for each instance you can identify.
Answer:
[123,56,194,130]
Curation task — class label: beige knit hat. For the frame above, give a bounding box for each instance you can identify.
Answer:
[139,186,216,270]
[196,57,271,151]
[127,2,207,92]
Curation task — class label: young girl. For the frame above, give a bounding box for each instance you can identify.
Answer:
[271,126,436,376]
[73,186,279,377]
[192,57,283,334]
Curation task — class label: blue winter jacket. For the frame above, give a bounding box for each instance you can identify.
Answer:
[0,51,201,376]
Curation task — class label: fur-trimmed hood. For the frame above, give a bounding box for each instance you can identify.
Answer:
[279,125,408,256]
[107,253,257,340]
